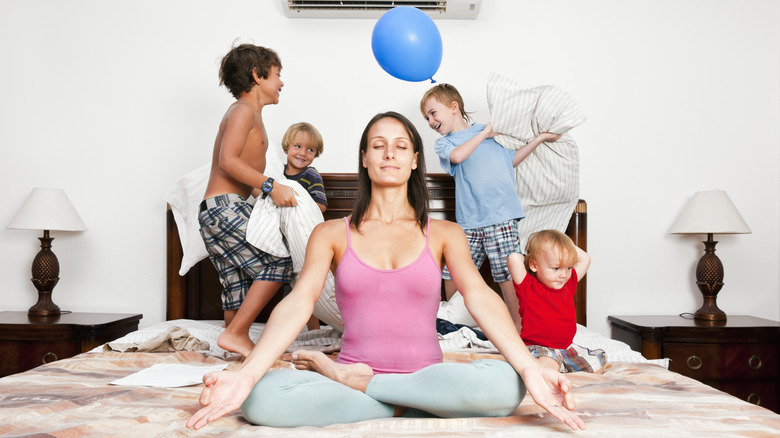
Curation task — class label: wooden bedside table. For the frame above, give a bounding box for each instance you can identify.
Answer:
[608,315,779,413]
[0,311,142,377]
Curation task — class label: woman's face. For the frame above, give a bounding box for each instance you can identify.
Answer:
[361,117,418,185]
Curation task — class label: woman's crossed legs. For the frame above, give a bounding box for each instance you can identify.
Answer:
[241,351,526,427]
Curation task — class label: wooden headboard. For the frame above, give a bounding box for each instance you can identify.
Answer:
[166,173,588,326]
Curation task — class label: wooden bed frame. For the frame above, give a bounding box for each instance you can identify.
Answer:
[166,173,587,326]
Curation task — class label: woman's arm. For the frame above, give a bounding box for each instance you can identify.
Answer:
[438,221,585,431]
[186,221,338,430]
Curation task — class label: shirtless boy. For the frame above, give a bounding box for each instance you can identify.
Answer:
[198,44,296,357]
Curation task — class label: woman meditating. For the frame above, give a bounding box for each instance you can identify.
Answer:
[186,112,585,431]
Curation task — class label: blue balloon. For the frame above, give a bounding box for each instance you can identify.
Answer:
[371,6,443,82]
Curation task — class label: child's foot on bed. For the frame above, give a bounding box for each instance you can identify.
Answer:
[217,331,255,357]
[291,350,374,393]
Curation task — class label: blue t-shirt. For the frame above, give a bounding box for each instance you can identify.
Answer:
[434,123,524,229]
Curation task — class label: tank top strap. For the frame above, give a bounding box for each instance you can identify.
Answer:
[425,217,430,247]
[343,216,352,247]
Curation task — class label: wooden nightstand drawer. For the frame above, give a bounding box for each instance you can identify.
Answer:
[665,342,779,380]
[0,340,81,375]
[714,381,779,411]
[609,315,780,414]
[0,312,142,376]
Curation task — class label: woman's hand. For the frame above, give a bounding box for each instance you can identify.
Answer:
[185,370,256,430]
[520,366,586,431]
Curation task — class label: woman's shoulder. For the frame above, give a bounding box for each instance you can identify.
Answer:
[308,217,349,252]
[428,218,464,239]
[317,216,348,231]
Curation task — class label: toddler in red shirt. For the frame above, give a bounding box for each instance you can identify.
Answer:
[507,230,605,373]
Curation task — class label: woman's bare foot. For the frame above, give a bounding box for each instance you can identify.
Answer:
[292,350,374,393]
[217,330,254,357]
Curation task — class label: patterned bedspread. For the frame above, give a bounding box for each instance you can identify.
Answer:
[1,351,778,437]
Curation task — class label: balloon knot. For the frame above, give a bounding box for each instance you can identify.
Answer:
[430,78,437,83]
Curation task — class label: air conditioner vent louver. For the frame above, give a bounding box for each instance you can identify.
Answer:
[282,0,481,19]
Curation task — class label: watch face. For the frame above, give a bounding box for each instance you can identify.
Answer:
[262,180,273,193]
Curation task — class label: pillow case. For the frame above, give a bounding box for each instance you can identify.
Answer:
[164,163,210,276]
[486,72,585,250]
[164,145,288,276]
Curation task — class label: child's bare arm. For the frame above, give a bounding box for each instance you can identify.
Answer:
[449,123,496,164]
[512,132,562,167]
[316,202,327,213]
[218,105,297,207]
[573,246,591,279]
[506,252,528,285]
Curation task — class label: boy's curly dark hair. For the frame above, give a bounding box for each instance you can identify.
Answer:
[219,44,281,99]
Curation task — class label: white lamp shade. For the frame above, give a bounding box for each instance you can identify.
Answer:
[669,190,751,235]
[7,188,88,231]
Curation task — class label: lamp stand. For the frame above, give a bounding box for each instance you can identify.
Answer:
[28,230,61,317]
[694,233,726,322]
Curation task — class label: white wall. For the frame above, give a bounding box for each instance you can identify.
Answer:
[1,0,778,337]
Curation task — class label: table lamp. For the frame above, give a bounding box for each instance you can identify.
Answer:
[7,188,87,317]
[669,190,751,322]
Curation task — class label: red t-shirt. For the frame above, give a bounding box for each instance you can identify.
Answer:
[514,270,578,349]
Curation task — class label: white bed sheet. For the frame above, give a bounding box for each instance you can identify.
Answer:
[96,318,666,367]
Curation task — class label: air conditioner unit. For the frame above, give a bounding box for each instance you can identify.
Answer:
[281,0,482,20]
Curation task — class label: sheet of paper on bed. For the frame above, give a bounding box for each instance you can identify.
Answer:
[109,363,228,387]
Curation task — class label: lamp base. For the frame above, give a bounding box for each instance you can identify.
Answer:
[694,234,726,322]
[29,230,62,317]
[28,291,61,317]
[693,299,727,322]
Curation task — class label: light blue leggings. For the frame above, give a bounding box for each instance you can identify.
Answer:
[241,359,526,427]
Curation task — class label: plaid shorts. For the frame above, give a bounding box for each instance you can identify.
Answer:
[528,344,607,373]
[198,194,292,311]
[442,219,521,283]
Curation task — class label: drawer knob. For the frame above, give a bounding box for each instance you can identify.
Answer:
[747,393,762,406]
[748,355,762,370]
[42,352,59,364]
[686,355,703,370]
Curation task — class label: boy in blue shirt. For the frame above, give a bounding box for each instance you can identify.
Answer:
[420,83,560,333]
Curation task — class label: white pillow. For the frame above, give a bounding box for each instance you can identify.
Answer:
[164,164,210,276]
[486,72,585,250]
[246,179,342,331]
[486,72,587,149]
[164,145,288,276]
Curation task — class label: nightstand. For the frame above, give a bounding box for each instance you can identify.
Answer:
[608,315,779,413]
[0,311,142,377]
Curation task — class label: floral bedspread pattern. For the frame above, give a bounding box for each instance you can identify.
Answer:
[1,351,778,437]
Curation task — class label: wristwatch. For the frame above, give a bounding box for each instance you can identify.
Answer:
[261,177,274,199]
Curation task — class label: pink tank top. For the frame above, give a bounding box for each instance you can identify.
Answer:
[335,217,444,374]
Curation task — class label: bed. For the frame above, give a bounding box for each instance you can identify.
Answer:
[1,173,779,437]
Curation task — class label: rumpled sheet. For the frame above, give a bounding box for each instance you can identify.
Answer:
[1,351,778,437]
[103,326,210,353]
